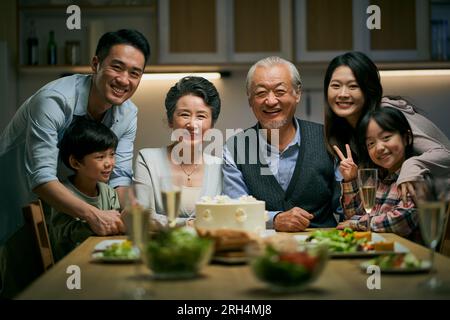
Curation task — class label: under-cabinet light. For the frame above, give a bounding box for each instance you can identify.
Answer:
[379,69,450,77]
[142,72,222,80]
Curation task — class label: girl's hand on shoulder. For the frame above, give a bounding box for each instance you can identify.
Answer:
[333,144,358,182]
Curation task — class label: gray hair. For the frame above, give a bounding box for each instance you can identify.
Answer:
[245,56,302,96]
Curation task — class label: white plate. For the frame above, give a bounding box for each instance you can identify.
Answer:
[260,230,277,238]
[294,233,409,258]
[212,255,249,264]
[93,239,127,252]
[91,239,140,263]
[360,259,432,273]
[91,250,140,263]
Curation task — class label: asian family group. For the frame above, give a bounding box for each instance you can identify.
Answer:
[1,29,449,299]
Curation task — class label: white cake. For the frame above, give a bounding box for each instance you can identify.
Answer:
[195,195,267,233]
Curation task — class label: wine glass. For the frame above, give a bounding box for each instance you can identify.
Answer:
[416,177,450,291]
[358,169,378,231]
[159,174,183,228]
[122,185,153,299]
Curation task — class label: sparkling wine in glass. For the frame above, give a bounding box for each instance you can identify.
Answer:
[160,175,182,228]
[417,177,450,291]
[122,185,153,299]
[358,169,378,231]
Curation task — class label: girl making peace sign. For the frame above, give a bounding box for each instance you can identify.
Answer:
[335,107,421,242]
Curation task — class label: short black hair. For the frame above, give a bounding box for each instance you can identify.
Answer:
[357,107,414,174]
[95,29,150,65]
[165,76,221,125]
[59,117,119,171]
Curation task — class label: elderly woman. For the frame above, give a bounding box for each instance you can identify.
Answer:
[134,76,222,226]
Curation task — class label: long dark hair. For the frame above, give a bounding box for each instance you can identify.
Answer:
[324,52,383,162]
[357,107,414,178]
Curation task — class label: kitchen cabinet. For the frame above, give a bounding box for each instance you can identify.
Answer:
[367,0,429,61]
[158,0,227,63]
[430,0,450,61]
[18,0,157,68]
[295,0,429,62]
[158,0,292,64]
[229,0,293,62]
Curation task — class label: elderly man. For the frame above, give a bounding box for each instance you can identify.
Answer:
[223,56,340,232]
[0,29,150,297]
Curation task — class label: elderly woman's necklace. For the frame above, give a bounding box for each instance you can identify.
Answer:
[180,163,199,186]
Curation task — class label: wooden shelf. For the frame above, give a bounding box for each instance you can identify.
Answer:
[18,61,450,76]
[18,5,155,13]
[18,64,251,74]
[376,61,450,70]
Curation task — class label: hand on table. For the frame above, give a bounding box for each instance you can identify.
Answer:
[274,207,314,232]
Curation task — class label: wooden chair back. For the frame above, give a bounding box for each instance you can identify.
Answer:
[22,200,54,271]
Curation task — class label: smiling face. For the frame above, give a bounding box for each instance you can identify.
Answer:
[366,119,407,173]
[169,94,213,145]
[327,66,365,128]
[71,148,116,183]
[248,64,300,130]
[91,44,145,110]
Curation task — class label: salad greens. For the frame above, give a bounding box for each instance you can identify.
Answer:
[146,228,212,274]
[366,253,421,269]
[307,228,370,253]
[252,246,314,287]
[102,240,138,259]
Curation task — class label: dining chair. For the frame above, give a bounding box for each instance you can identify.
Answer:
[439,204,450,257]
[22,200,54,272]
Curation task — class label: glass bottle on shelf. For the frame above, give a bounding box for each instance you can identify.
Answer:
[65,41,81,65]
[26,20,39,65]
[47,30,57,65]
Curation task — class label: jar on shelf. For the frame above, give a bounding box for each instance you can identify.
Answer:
[65,41,81,65]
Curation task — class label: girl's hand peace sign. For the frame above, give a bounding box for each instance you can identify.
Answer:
[333,144,358,182]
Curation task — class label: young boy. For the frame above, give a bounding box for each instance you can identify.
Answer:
[48,117,120,261]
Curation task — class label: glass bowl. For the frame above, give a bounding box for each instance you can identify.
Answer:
[145,227,213,279]
[249,240,328,292]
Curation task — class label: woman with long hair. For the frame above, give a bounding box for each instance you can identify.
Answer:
[324,51,450,201]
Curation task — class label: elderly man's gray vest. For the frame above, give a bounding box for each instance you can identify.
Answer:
[227,119,339,228]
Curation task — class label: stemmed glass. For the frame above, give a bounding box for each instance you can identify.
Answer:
[122,185,153,299]
[416,177,450,291]
[358,169,378,231]
[159,174,183,228]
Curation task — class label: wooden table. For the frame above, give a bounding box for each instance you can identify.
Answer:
[17,232,450,300]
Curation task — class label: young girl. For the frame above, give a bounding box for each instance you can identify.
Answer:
[334,107,420,241]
